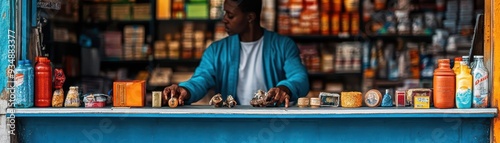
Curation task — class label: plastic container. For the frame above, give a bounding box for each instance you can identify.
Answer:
[452,57,462,75]
[433,59,455,109]
[14,60,29,108]
[456,61,472,108]
[472,56,489,108]
[24,60,34,107]
[35,57,52,107]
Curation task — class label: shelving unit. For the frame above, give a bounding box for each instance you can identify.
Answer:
[45,0,483,93]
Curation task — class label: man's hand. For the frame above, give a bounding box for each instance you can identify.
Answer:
[266,86,291,108]
[163,84,191,106]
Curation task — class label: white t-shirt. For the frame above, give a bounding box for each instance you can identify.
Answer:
[237,36,267,105]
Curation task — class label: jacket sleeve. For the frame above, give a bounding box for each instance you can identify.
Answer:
[276,38,310,101]
[178,45,217,104]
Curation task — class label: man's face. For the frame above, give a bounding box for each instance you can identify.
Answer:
[222,0,249,35]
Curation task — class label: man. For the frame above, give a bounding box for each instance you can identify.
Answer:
[163,0,309,107]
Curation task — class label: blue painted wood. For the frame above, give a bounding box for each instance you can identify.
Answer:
[0,0,11,91]
[17,117,490,143]
[21,0,27,60]
[11,113,497,118]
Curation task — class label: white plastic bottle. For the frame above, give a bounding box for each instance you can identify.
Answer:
[472,56,489,108]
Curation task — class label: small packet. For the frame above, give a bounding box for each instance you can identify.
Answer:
[83,93,110,108]
[64,86,81,107]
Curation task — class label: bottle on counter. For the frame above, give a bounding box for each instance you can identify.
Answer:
[24,60,34,107]
[35,57,53,107]
[472,55,489,108]
[381,89,393,107]
[462,56,472,73]
[470,56,478,69]
[452,57,462,75]
[456,61,472,108]
[14,60,29,108]
[433,59,455,109]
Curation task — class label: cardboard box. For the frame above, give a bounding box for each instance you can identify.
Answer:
[113,80,145,107]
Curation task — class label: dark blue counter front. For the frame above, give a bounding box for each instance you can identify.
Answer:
[9,106,497,143]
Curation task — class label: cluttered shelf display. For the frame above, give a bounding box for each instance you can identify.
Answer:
[41,0,487,108]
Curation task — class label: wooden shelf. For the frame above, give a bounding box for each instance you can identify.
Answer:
[366,35,433,42]
[308,72,362,77]
[101,58,151,64]
[287,35,363,42]
[156,19,222,23]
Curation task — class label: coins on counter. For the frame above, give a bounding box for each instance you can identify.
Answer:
[310,98,321,108]
[364,89,382,107]
[168,97,179,108]
[297,97,310,108]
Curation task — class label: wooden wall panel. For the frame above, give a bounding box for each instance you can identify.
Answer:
[487,0,500,142]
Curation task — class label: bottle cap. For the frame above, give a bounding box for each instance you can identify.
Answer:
[473,55,484,58]
[462,56,469,59]
[24,60,31,65]
[17,60,24,66]
[454,57,462,61]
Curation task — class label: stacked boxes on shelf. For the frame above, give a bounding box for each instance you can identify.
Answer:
[123,25,146,60]
[278,0,358,36]
[133,4,151,20]
[185,0,208,19]
[111,4,132,20]
[154,41,167,59]
[103,31,123,59]
[157,0,172,20]
[261,0,275,31]
[209,0,223,19]
[298,42,362,73]
[182,22,195,59]
[83,4,108,22]
[335,42,361,73]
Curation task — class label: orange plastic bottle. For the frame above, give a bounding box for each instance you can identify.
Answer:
[433,59,456,108]
[35,57,52,107]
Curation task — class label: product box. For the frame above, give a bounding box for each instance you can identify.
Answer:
[152,91,162,108]
[319,92,340,107]
[395,90,406,107]
[406,88,432,106]
[414,96,430,109]
[113,80,145,107]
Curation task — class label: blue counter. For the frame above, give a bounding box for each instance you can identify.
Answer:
[10,106,497,143]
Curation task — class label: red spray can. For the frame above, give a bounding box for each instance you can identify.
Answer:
[35,57,52,107]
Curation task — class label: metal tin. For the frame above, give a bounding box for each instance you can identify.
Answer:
[414,96,430,109]
[319,92,340,107]
[364,89,382,107]
[406,88,432,106]
[297,97,310,108]
[310,98,321,108]
[341,92,362,108]
[152,91,162,108]
[395,90,406,107]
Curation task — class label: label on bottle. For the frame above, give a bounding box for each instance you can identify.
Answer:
[14,73,23,87]
[456,87,472,105]
[473,70,489,108]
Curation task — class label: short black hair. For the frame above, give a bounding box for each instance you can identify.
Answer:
[232,0,262,19]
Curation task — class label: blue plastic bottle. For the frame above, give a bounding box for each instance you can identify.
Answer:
[14,60,28,108]
[381,89,393,107]
[24,60,34,107]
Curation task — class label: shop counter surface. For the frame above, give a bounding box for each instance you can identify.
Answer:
[10,106,497,143]
[9,106,498,118]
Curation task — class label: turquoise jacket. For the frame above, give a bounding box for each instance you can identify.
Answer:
[179,30,310,104]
